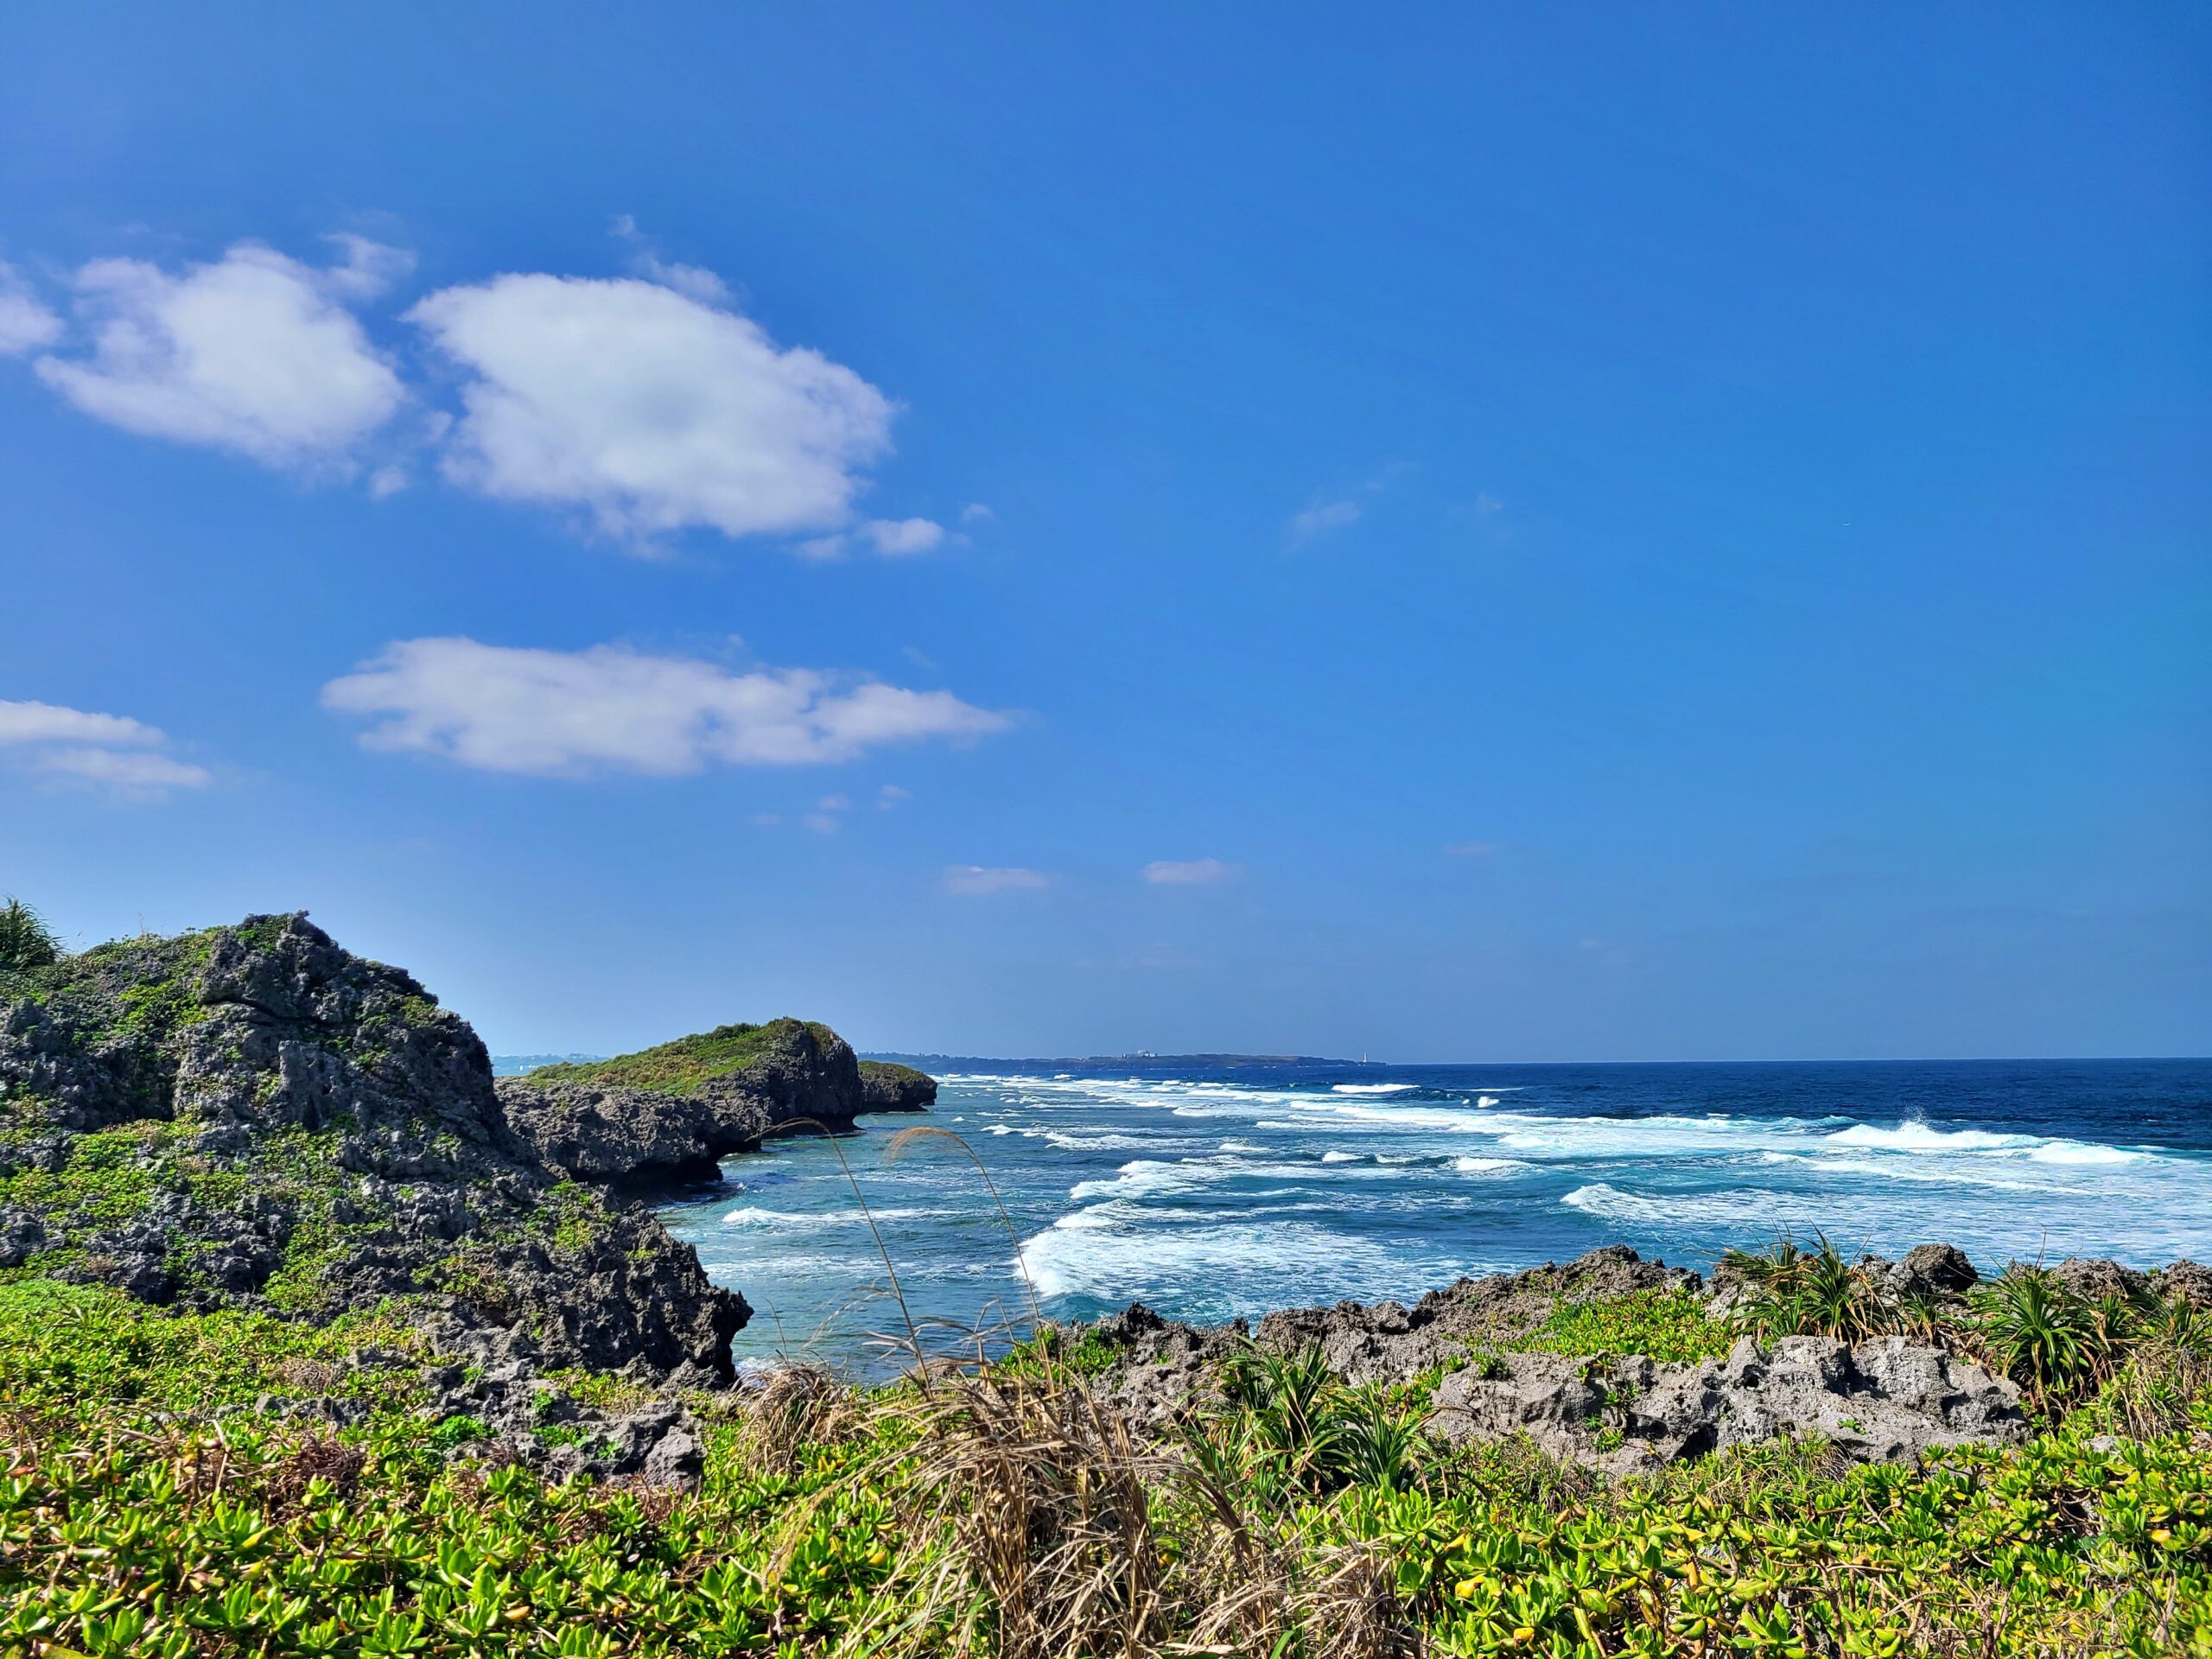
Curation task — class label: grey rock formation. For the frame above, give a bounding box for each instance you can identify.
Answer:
[2159,1260,2212,1307]
[0,912,745,1380]
[1431,1333,2027,1473]
[859,1059,937,1115]
[499,1023,931,1185]
[1896,1242,1979,1295]
[279,1315,714,1489]
[1081,1246,1700,1423]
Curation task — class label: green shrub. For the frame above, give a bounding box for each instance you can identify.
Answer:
[0,895,60,979]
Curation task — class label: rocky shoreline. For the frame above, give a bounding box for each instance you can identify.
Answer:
[6,911,2205,1496]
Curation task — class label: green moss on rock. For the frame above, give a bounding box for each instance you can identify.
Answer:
[528,1016,842,1095]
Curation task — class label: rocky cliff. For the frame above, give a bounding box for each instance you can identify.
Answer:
[495,1020,931,1185]
[0,913,797,1382]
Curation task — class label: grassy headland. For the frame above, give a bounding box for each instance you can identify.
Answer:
[529,1020,845,1096]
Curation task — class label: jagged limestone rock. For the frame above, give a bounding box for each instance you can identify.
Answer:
[0,912,744,1379]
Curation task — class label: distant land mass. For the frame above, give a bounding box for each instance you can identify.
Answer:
[862,1051,1370,1071]
[492,1052,607,1077]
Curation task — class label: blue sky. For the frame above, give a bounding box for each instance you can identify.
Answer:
[3,4,2207,1061]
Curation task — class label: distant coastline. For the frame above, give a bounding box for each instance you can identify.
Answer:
[492,1052,607,1077]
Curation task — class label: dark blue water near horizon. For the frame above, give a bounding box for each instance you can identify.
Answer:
[657,1055,2212,1376]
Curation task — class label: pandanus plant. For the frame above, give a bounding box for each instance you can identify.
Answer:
[0,896,61,978]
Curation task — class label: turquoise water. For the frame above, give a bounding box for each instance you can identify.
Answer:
[655,1058,2212,1376]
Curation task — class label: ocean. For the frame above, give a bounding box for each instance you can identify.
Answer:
[655,1057,2212,1376]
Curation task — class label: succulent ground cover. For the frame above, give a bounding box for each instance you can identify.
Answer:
[3,1267,2207,1658]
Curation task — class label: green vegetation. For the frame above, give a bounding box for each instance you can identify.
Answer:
[1725,1236,2212,1424]
[859,1058,931,1089]
[529,1018,840,1095]
[0,898,60,982]
[1515,1287,1738,1367]
[2,1272,2208,1656]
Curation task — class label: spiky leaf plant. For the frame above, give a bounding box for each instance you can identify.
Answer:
[0,894,61,978]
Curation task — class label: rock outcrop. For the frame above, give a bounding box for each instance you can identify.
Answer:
[859,1058,937,1115]
[497,1024,931,1185]
[0,913,747,1380]
[1082,1246,1699,1425]
[1432,1333,2028,1473]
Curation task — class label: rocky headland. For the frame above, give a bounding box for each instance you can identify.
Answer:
[0,911,932,1485]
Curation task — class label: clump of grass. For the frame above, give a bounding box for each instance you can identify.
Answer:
[0,894,61,979]
[1722,1232,1902,1343]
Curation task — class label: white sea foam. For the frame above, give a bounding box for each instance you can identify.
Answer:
[1453,1155,1528,1174]
[1560,1183,1818,1230]
[1476,1095,1500,1108]
[1218,1139,1264,1154]
[1826,1122,2019,1154]
[720,1205,942,1228]
[1332,1083,1417,1095]
[1017,1213,1443,1306]
[2025,1141,2145,1166]
[1767,1153,2080,1196]
[1321,1149,1363,1163]
[1823,1121,2145,1166]
[1042,1129,1163,1151]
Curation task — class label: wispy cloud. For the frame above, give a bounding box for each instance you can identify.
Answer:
[321,637,1009,779]
[943,865,1052,896]
[0,698,211,799]
[861,517,944,556]
[877,783,912,809]
[1286,498,1361,546]
[1141,857,1239,886]
[0,264,61,356]
[608,214,734,305]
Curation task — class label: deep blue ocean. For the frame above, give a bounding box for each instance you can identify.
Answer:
[655,1058,2212,1376]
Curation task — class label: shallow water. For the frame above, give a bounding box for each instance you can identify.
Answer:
[656,1057,2212,1377]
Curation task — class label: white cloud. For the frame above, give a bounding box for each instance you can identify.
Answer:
[804,812,842,835]
[817,793,851,811]
[942,866,1052,896]
[321,637,1009,779]
[321,233,416,301]
[36,747,213,795]
[0,699,210,799]
[0,699,161,747]
[960,502,995,524]
[35,240,407,467]
[0,264,61,356]
[408,274,896,545]
[861,517,944,556]
[748,812,783,827]
[608,214,734,305]
[877,783,911,810]
[1141,857,1239,886]
[1287,499,1360,545]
